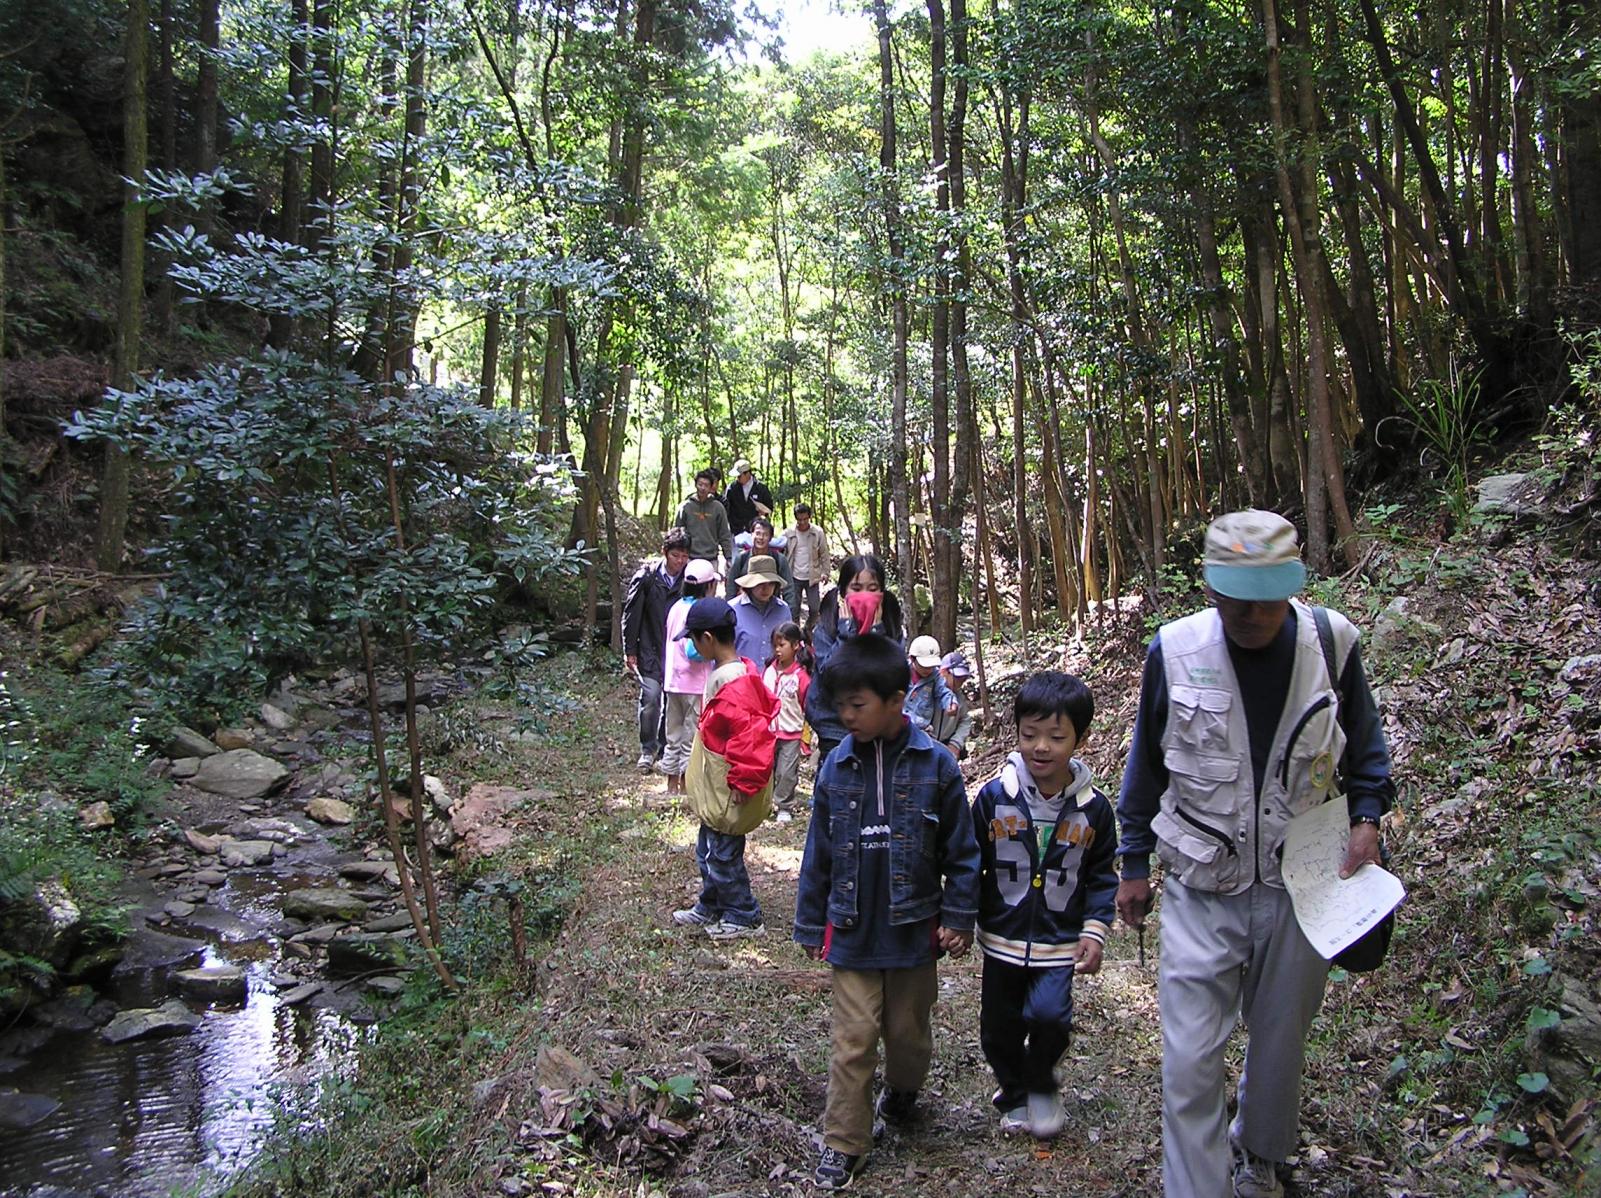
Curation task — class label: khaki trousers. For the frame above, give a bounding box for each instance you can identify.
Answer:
[824,963,939,1155]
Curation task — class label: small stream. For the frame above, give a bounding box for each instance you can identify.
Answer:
[1,827,384,1198]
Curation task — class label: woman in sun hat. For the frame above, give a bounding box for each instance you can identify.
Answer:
[731,554,793,668]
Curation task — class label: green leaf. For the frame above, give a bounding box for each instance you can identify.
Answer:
[1522,957,1552,976]
[1517,1072,1549,1094]
[1526,1007,1562,1032]
[1497,1126,1531,1147]
[1386,1055,1409,1081]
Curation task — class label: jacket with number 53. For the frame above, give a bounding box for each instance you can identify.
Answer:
[972,753,1118,968]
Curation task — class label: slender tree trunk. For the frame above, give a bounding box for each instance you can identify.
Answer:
[873,0,914,616]
[539,298,564,456]
[195,0,220,242]
[152,0,177,331]
[1561,0,1601,288]
[995,55,1033,637]
[480,302,501,406]
[268,0,309,348]
[926,0,955,649]
[947,0,973,640]
[96,0,148,573]
[307,0,335,251]
[0,149,7,558]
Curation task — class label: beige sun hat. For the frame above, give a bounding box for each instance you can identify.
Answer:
[735,554,785,590]
[1203,510,1307,600]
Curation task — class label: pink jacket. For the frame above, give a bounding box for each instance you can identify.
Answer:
[664,597,712,695]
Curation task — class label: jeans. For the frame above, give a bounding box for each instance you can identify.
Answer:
[636,673,665,758]
[980,957,1074,1108]
[690,824,762,927]
[794,579,822,630]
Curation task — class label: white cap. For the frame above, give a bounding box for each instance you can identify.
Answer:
[908,635,942,669]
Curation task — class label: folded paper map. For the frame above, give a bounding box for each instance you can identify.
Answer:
[1281,798,1405,960]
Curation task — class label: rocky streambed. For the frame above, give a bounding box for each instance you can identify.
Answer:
[0,674,473,1198]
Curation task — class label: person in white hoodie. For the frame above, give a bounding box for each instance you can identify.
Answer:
[970,671,1118,1141]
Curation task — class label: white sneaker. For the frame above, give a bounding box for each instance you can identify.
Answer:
[705,920,765,941]
[776,810,793,823]
[1026,1091,1065,1140]
[998,1106,1029,1136]
[1231,1130,1285,1198]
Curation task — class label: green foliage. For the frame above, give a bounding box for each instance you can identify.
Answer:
[1392,363,1487,520]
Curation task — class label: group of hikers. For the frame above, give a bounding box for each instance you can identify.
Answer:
[623,471,1395,1198]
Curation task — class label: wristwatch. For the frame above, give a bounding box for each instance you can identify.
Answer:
[1350,814,1381,828]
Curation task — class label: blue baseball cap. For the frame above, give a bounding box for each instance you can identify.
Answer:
[673,596,737,638]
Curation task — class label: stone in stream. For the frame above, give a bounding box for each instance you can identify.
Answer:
[230,816,308,844]
[164,901,196,920]
[170,757,201,779]
[101,999,201,1043]
[184,828,222,854]
[259,702,295,731]
[291,923,345,945]
[326,933,409,975]
[63,944,124,986]
[192,750,289,800]
[218,839,275,868]
[168,726,222,758]
[192,869,227,887]
[365,975,406,998]
[306,797,355,826]
[174,965,249,1004]
[0,1089,61,1130]
[363,911,415,933]
[280,981,323,1005]
[111,929,207,980]
[282,888,371,923]
[213,728,254,751]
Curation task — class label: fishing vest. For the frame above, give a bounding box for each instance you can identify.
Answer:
[1154,600,1356,894]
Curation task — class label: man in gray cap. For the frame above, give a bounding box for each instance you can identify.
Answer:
[723,458,774,538]
[1116,510,1394,1198]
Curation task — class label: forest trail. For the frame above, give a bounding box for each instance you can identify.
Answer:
[516,692,1388,1197]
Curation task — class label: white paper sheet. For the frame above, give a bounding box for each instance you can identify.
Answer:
[1281,798,1405,960]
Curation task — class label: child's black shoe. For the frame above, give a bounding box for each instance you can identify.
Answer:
[873,1087,919,1135]
[813,1145,867,1190]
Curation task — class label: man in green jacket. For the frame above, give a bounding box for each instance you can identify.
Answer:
[675,470,734,568]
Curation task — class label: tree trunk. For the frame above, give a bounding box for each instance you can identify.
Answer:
[1561,0,1601,288]
[947,0,973,643]
[926,0,955,650]
[96,0,148,573]
[195,0,219,241]
[151,0,177,331]
[268,0,309,348]
[480,303,501,406]
[539,297,564,456]
[307,0,335,251]
[874,0,914,614]
[995,56,1033,637]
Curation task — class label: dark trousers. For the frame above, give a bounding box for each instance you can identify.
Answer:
[691,824,762,927]
[980,956,1074,1108]
[636,674,665,757]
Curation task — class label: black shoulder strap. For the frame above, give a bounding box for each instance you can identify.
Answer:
[1313,605,1339,689]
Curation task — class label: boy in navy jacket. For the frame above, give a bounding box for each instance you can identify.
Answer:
[971,671,1117,1141]
[794,633,981,1190]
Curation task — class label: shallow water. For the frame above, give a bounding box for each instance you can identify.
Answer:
[1,845,374,1197]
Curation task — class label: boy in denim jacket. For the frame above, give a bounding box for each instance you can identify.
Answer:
[793,633,981,1190]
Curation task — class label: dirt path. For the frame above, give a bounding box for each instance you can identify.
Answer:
[523,724,1408,1198]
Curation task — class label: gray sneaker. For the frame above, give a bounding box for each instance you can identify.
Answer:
[1026,1090,1065,1140]
[1231,1131,1285,1198]
[705,919,765,941]
[671,908,715,927]
[998,1105,1030,1136]
[635,753,655,773]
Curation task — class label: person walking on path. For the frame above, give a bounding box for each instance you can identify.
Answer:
[804,554,906,765]
[622,528,689,773]
[725,517,795,602]
[730,555,793,668]
[793,632,980,1190]
[932,651,975,759]
[673,597,777,942]
[722,458,774,537]
[781,503,830,628]
[971,671,1117,1141]
[1115,510,1395,1198]
[660,559,719,794]
[763,621,811,820]
[675,470,734,568]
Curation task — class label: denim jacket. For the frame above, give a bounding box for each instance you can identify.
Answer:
[793,723,980,946]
